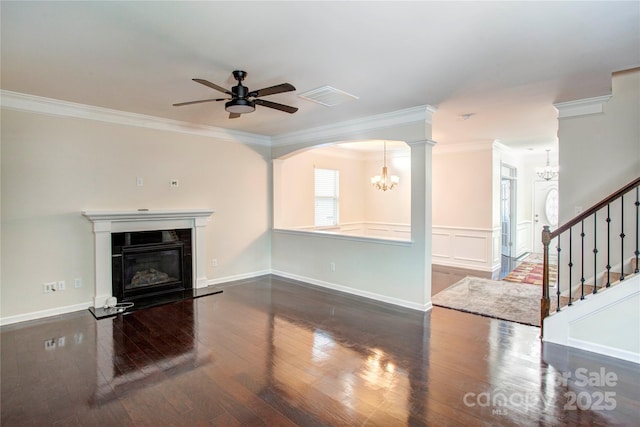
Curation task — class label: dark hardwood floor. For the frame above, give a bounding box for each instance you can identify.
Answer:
[2,275,638,426]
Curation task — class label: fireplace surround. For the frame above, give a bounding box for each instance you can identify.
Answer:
[82,209,214,308]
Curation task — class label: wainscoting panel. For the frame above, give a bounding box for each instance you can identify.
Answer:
[453,234,487,262]
[517,221,533,258]
[432,232,452,258]
[291,223,501,275]
[432,226,501,275]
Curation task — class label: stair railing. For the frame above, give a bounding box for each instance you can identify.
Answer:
[541,176,640,337]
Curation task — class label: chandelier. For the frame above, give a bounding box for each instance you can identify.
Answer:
[371,141,399,191]
[537,149,558,181]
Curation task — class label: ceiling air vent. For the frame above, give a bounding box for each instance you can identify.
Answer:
[298,86,359,107]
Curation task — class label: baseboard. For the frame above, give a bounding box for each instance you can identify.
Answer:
[0,302,91,326]
[205,270,271,286]
[432,261,501,279]
[567,337,640,364]
[1,268,429,325]
[271,270,432,312]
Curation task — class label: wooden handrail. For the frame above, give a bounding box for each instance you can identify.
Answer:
[550,176,640,239]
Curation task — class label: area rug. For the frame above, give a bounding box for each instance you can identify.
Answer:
[432,276,541,327]
[503,253,557,285]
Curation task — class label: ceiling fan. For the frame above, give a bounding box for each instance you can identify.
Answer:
[173,70,298,119]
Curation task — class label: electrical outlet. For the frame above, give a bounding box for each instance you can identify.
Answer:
[136,177,144,187]
[74,278,82,288]
[57,280,66,291]
[43,282,56,293]
[44,339,56,350]
[57,336,66,347]
[211,259,218,267]
[170,179,179,187]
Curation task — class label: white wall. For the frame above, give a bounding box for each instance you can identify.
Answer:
[432,143,494,229]
[364,150,411,224]
[275,144,411,229]
[543,274,640,364]
[431,142,500,273]
[557,68,640,224]
[554,69,639,289]
[1,106,271,321]
[544,68,640,361]
[275,147,367,227]
[271,107,435,311]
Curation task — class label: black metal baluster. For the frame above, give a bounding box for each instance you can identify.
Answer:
[556,238,561,311]
[606,204,611,287]
[581,220,586,299]
[635,187,639,274]
[568,228,573,306]
[620,195,625,281]
[593,212,598,294]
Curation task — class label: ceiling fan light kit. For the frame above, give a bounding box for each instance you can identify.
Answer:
[225,99,255,114]
[173,70,298,119]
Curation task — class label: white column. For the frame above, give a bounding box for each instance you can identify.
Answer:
[408,140,436,308]
[92,221,113,308]
[194,216,210,288]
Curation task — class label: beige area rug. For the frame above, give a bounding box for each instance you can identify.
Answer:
[432,276,541,327]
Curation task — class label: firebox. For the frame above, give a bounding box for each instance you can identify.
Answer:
[112,229,192,302]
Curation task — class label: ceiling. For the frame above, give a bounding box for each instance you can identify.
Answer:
[2,1,639,151]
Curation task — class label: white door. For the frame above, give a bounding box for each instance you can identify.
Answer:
[533,180,559,253]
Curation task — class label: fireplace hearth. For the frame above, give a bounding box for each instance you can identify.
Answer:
[112,229,192,302]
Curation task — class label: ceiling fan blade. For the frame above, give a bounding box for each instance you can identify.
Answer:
[193,78,232,95]
[249,83,296,98]
[173,98,228,107]
[229,112,241,119]
[254,99,298,114]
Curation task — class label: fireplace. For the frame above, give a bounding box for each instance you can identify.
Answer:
[112,229,192,301]
[82,209,214,308]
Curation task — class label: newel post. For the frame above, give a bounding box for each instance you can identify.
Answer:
[540,225,552,338]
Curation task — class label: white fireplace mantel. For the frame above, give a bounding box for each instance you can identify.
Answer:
[82,209,214,308]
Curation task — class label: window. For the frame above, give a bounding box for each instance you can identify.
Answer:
[314,168,339,226]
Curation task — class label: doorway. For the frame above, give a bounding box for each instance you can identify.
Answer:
[533,180,559,253]
[500,164,517,278]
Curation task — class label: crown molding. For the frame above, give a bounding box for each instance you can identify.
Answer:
[271,105,437,147]
[0,90,436,148]
[0,90,271,146]
[554,95,612,119]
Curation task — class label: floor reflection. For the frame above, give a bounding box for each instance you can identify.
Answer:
[1,275,638,426]
[230,277,432,424]
[93,299,212,405]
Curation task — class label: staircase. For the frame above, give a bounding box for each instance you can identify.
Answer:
[540,177,640,363]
